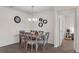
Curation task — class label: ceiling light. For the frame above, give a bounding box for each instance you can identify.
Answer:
[28,6,37,22]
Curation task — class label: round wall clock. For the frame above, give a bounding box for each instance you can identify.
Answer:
[14,16,21,23]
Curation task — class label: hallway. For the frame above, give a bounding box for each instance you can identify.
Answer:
[60,39,74,52]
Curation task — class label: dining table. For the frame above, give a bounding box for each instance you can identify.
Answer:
[19,31,45,52]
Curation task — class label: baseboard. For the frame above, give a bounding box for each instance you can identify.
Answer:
[75,50,79,53]
[0,41,19,47]
[47,43,54,47]
[54,44,59,48]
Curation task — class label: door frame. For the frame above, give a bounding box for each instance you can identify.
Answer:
[54,8,77,51]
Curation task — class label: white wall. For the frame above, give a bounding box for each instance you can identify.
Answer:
[75,8,79,52]
[33,10,55,44]
[0,7,32,47]
[58,9,75,34]
[65,14,75,33]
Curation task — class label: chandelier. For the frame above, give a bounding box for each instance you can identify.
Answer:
[28,6,37,22]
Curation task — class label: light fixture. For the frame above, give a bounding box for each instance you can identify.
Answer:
[28,6,37,22]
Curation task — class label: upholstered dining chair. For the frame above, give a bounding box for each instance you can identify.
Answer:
[36,35,44,48]
[43,32,49,47]
[25,34,39,52]
[38,31,44,35]
[37,32,49,50]
[19,31,26,48]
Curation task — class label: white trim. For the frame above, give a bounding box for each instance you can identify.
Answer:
[75,49,79,52]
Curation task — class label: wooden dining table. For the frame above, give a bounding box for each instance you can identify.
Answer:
[19,31,44,52]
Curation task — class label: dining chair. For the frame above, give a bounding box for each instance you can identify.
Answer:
[43,32,49,48]
[37,35,45,48]
[38,31,44,35]
[37,31,44,44]
[26,34,39,52]
[19,31,26,48]
[37,32,49,49]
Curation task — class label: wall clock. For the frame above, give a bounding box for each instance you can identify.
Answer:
[14,16,21,23]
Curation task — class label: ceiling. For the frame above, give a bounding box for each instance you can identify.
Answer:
[10,6,54,14]
[7,6,76,14]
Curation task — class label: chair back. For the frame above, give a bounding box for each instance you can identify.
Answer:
[19,31,26,45]
[19,31,25,39]
[38,31,44,36]
[25,32,32,41]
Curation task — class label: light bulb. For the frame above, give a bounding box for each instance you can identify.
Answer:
[32,18,35,21]
[28,18,37,22]
[28,18,31,21]
[32,18,37,21]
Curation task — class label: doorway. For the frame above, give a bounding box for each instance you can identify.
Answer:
[57,8,76,51]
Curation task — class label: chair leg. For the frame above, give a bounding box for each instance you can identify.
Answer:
[36,44,38,52]
[43,44,45,51]
[20,42,23,48]
[24,41,26,48]
[19,42,21,48]
[26,42,28,51]
[19,39,22,48]
[31,44,33,52]
[23,42,25,48]
[20,41,24,48]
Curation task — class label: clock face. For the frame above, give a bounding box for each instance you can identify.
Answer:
[14,16,21,23]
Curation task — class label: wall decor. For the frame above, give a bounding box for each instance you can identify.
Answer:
[38,18,48,27]
[38,23,43,27]
[39,18,43,21]
[43,19,47,24]
[14,16,21,23]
